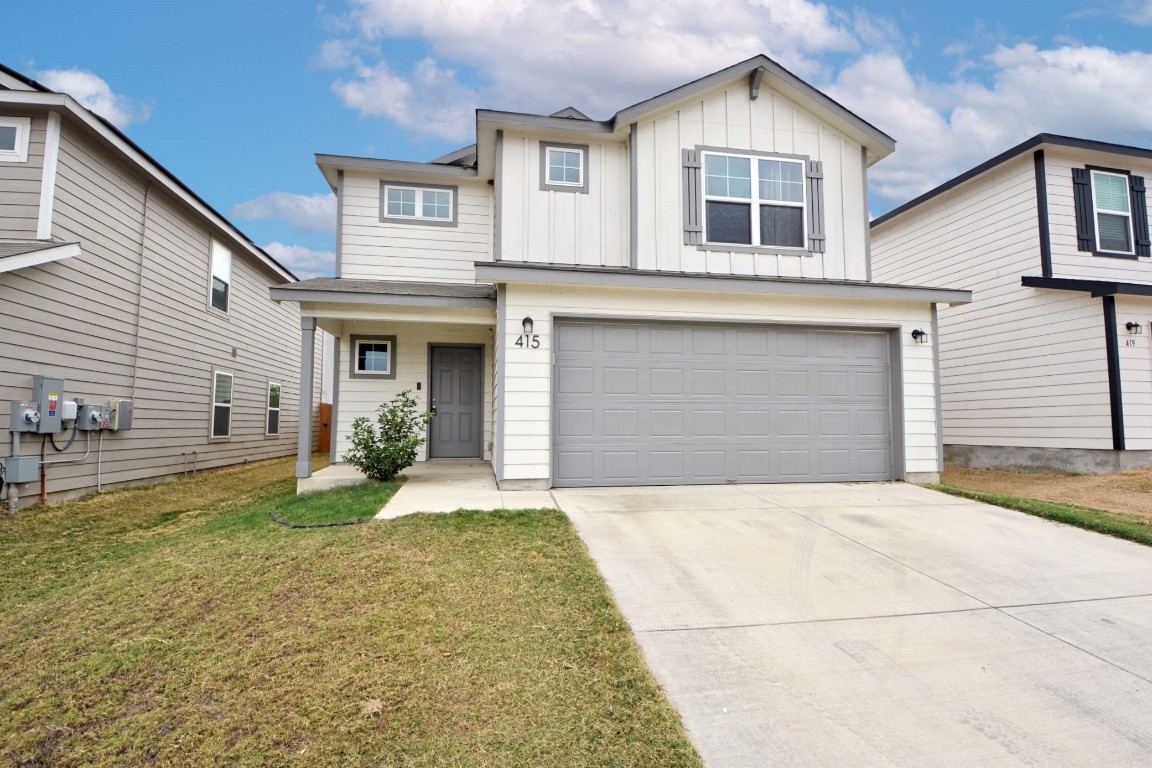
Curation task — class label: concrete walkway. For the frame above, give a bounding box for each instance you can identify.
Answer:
[376,460,555,519]
[554,482,1152,767]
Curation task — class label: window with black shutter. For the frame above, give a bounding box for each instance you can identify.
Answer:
[1073,166,1151,258]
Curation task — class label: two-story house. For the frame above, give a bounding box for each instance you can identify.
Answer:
[276,55,969,490]
[0,64,322,508]
[873,134,1152,474]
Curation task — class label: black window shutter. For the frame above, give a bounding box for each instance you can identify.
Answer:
[682,149,702,245]
[1130,174,1150,257]
[806,160,825,253]
[1072,168,1095,252]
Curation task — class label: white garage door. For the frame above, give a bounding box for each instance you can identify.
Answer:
[553,320,895,487]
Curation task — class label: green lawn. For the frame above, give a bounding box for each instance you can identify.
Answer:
[0,457,701,767]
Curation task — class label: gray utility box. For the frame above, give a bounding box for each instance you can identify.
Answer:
[77,403,109,431]
[4,456,39,484]
[108,399,133,431]
[31,376,65,434]
[9,401,41,433]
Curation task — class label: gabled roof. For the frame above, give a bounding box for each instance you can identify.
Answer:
[551,106,592,120]
[0,63,296,282]
[871,133,1152,229]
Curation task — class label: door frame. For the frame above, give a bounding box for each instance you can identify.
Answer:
[427,343,485,459]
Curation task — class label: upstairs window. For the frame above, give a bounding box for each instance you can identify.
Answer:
[540,142,589,194]
[703,152,806,249]
[0,117,30,163]
[209,240,231,313]
[380,182,457,226]
[1072,166,1151,259]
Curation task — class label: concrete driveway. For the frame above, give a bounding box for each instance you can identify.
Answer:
[553,482,1152,767]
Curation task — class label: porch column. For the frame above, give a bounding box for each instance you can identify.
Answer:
[296,316,316,479]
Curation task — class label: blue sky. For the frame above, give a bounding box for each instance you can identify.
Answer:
[5,0,1152,278]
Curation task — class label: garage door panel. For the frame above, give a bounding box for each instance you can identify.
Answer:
[553,321,894,486]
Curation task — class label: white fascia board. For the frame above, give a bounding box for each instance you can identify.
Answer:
[0,242,82,273]
[0,91,296,283]
[315,154,478,188]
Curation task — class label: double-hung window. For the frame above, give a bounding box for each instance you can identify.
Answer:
[380,182,457,226]
[211,371,233,439]
[209,240,231,313]
[1091,170,1134,255]
[703,152,806,249]
[0,117,30,163]
[266,382,281,436]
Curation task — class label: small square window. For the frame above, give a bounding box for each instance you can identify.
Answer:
[422,190,451,219]
[350,335,398,379]
[540,143,589,194]
[0,126,16,152]
[0,117,31,163]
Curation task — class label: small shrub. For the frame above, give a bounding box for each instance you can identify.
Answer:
[342,391,433,481]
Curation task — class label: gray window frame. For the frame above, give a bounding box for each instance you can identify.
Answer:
[378,181,459,227]
[539,141,590,194]
[698,146,810,255]
[350,335,398,379]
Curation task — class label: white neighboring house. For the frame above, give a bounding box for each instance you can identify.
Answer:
[872,134,1152,473]
[276,55,969,490]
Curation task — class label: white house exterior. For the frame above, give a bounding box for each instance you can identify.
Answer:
[276,56,969,490]
[872,134,1152,473]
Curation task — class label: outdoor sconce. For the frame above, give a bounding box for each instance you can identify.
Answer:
[1126,321,1143,335]
[911,329,928,344]
[522,316,534,335]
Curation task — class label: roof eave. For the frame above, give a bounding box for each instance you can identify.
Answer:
[315,153,480,189]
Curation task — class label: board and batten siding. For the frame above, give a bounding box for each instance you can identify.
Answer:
[0,118,319,503]
[633,83,869,281]
[497,132,629,268]
[1115,295,1152,451]
[331,321,494,463]
[497,283,938,483]
[872,155,1114,449]
[1045,148,1152,284]
[339,172,493,283]
[0,110,46,238]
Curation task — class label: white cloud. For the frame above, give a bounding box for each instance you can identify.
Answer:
[232,192,337,233]
[36,68,151,129]
[1119,1,1152,25]
[263,242,336,280]
[328,0,861,140]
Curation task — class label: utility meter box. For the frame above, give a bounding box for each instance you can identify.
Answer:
[108,399,133,431]
[31,376,64,434]
[9,401,41,433]
[4,456,39,484]
[77,403,109,431]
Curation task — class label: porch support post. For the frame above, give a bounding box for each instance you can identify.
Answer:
[296,316,317,479]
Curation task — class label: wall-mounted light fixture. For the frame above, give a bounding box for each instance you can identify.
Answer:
[1126,321,1143,335]
[911,329,928,344]
[522,316,534,335]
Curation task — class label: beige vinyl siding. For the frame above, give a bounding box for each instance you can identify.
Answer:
[331,322,494,462]
[498,133,629,267]
[1116,295,1152,450]
[498,283,937,483]
[0,110,45,237]
[872,155,1114,449]
[1046,148,1152,284]
[339,172,493,283]
[634,83,868,281]
[0,118,314,503]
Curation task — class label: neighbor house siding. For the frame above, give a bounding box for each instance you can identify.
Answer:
[0,110,46,237]
[338,172,493,283]
[331,321,494,463]
[498,283,937,483]
[497,132,630,268]
[872,155,1114,450]
[633,83,869,281]
[0,117,317,503]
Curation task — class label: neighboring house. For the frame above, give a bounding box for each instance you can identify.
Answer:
[0,64,321,508]
[872,134,1152,473]
[275,55,969,490]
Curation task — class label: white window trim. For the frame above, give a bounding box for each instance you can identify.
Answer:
[350,335,397,379]
[381,184,455,223]
[1090,169,1136,256]
[0,117,31,163]
[545,147,584,187]
[701,150,807,250]
[208,238,232,314]
[211,370,234,440]
[266,380,281,437]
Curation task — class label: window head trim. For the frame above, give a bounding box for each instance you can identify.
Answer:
[210,370,234,439]
[378,181,459,227]
[350,334,398,379]
[208,238,232,313]
[539,141,589,194]
[1089,167,1136,257]
[266,380,281,437]
[698,146,809,252]
[0,117,31,163]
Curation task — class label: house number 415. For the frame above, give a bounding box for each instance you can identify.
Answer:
[514,333,541,349]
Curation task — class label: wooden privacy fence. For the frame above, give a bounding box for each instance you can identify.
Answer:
[317,402,332,454]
